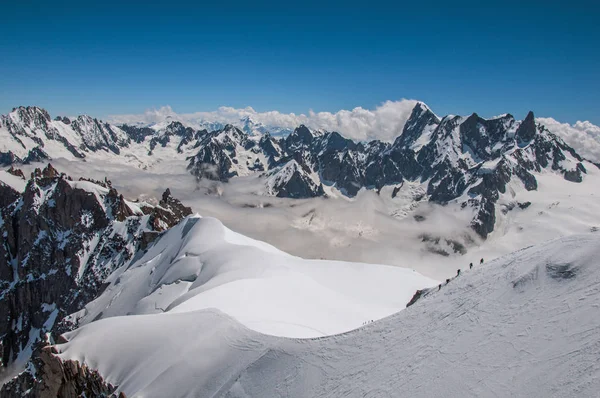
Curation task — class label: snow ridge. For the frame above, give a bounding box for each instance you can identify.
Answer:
[56,233,600,397]
[72,215,437,338]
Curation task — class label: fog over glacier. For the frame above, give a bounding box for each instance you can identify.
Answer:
[30,154,600,282]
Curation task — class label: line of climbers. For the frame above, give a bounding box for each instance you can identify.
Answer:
[438,257,484,291]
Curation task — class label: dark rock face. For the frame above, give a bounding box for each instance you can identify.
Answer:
[0,152,20,167]
[267,161,325,199]
[393,102,440,149]
[406,289,425,307]
[405,284,439,307]
[143,188,193,231]
[285,125,314,150]
[564,163,586,183]
[186,125,247,181]
[1,346,124,398]
[516,111,537,143]
[259,133,281,161]
[0,182,20,209]
[119,124,155,144]
[22,147,51,164]
[6,166,25,179]
[0,164,191,395]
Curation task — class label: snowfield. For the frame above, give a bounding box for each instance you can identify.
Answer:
[57,231,600,397]
[66,215,437,338]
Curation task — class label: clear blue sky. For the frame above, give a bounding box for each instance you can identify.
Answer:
[1,0,598,123]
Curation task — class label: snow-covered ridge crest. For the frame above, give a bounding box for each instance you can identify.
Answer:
[53,232,600,397]
[70,214,437,338]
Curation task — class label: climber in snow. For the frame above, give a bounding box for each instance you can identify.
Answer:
[457,269,461,276]
[469,262,473,269]
[438,284,442,291]
[480,258,484,264]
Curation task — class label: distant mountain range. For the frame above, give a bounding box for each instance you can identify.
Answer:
[1,104,598,238]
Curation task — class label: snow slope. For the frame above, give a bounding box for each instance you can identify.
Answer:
[67,215,437,338]
[58,233,600,397]
[0,170,27,192]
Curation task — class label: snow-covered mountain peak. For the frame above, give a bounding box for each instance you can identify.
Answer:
[8,106,53,126]
[265,158,324,198]
[284,124,315,150]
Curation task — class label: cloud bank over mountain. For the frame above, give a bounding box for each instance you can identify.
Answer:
[109,99,419,142]
[108,101,600,162]
[538,117,600,163]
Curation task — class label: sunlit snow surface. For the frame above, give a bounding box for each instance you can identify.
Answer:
[58,233,600,397]
[67,215,437,338]
[0,170,27,192]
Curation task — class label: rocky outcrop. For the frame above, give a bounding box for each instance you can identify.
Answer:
[141,188,193,232]
[516,111,537,143]
[160,188,193,222]
[0,164,192,395]
[266,160,325,198]
[406,289,425,307]
[1,346,125,398]
[0,181,19,208]
[6,166,25,179]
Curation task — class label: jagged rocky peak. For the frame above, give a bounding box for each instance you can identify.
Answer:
[54,115,71,124]
[266,159,324,198]
[319,131,356,152]
[1,345,127,398]
[118,123,155,143]
[0,164,192,393]
[259,132,282,159]
[240,115,258,135]
[221,123,243,135]
[9,105,52,127]
[457,112,512,162]
[209,124,247,149]
[70,115,130,154]
[285,124,314,149]
[157,188,193,227]
[516,111,537,143]
[394,102,441,149]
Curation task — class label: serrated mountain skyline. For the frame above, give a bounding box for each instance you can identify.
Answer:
[1,102,598,240]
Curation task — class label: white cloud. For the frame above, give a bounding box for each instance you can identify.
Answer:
[538,117,600,163]
[108,99,419,142]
